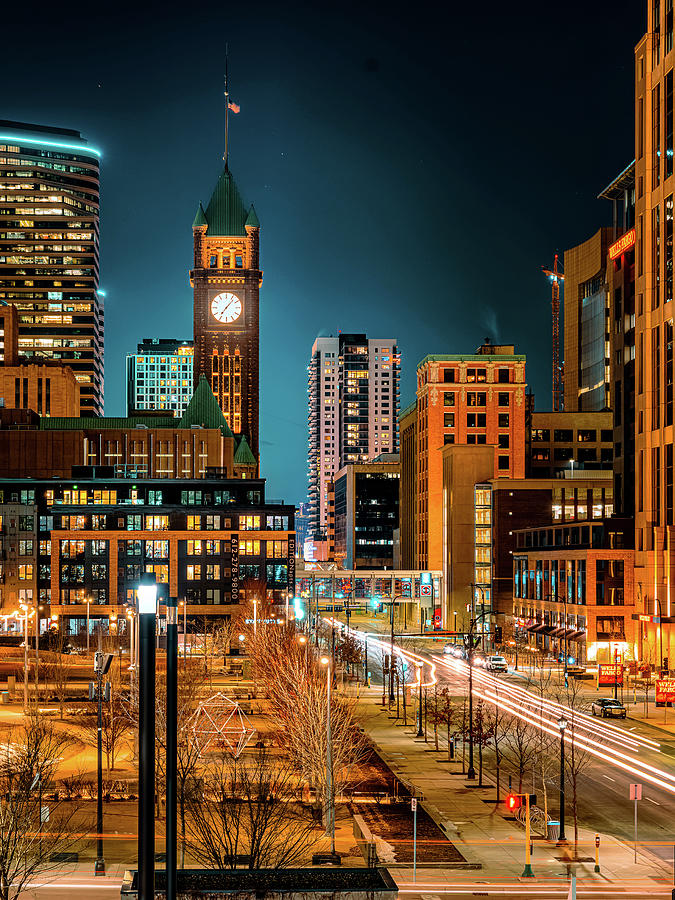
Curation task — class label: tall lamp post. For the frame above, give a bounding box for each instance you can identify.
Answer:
[166,597,178,900]
[467,608,490,780]
[137,573,157,900]
[86,596,92,656]
[320,656,337,860]
[415,661,424,737]
[387,595,403,705]
[94,650,113,876]
[558,714,567,843]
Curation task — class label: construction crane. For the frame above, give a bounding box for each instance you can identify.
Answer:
[542,255,564,412]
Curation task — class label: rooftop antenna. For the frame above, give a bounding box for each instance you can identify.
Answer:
[224,44,230,169]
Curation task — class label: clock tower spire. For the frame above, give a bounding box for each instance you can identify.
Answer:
[190,166,261,467]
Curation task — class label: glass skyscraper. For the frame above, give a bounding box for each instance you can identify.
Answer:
[0,119,104,415]
[126,338,194,417]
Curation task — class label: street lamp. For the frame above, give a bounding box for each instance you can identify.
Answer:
[320,656,336,858]
[165,597,178,900]
[85,596,92,655]
[415,662,423,737]
[558,715,567,843]
[387,595,403,706]
[137,572,157,900]
[467,607,490,780]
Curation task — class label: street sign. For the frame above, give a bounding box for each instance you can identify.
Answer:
[629,783,642,800]
[420,585,432,597]
[411,798,417,811]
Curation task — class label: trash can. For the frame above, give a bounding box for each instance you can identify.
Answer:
[547,820,560,841]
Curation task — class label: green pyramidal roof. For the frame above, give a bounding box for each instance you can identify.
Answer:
[245,204,260,228]
[192,202,207,227]
[179,375,233,437]
[203,167,248,236]
[234,434,256,466]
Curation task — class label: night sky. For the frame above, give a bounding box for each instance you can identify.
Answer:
[3,1,644,506]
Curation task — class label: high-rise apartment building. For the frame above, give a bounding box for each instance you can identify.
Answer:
[307,334,400,541]
[126,338,194,416]
[0,120,104,415]
[635,9,675,668]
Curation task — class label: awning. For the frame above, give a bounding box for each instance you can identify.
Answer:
[569,629,587,641]
[540,625,556,635]
[549,627,565,637]
[527,624,546,634]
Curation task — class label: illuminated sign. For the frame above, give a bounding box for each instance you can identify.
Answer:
[608,228,636,260]
[656,679,675,703]
[598,663,623,686]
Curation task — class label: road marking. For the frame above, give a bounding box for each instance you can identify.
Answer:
[646,796,661,805]
[602,774,615,782]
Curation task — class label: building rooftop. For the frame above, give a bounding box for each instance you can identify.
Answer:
[201,167,249,236]
[0,119,100,158]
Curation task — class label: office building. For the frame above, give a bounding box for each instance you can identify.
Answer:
[307,333,400,543]
[563,228,613,413]
[191,166,260,462]
[126,338,194,416]
[399,340,526,571]
[0,120,104,415]
[634,9,675,668]
[0,473,294,634]
[599,162,636,517]
[513,518,635,664]
[527,410,614,478]
[333,456,400,569]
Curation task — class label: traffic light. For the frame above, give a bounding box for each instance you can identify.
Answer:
[505,794,521,811]
[494,626,503,643]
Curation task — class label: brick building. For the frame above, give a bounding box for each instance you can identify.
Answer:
[513,519,635,665]
[526,410,614,478]
[400,341,527,571]
[0,376,255,480]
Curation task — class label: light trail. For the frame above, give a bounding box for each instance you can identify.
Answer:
[431,653,675,796]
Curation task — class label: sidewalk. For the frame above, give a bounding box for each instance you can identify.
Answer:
[357,684,672,885]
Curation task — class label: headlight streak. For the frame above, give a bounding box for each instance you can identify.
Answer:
[432,653,675,795]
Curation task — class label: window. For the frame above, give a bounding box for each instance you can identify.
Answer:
[444,413,455,427]
[577,430,597,443]
[205,515,221,530]
[143,515,168,531]
[186,564,201,580]
[127,515,142,531]
[187,515,200,531]
[266,540,288,558]
[145,540,168,558]
[531,429,550,442]
[498,413,509,428]
[443,392,455,406]
[18,564,33,580]
[498,392,509,406]
[554,429,573,442]
[498,455,510,470]
[497,368,510,383]
[205,564,220,580]
[187,540,203,555]
[240,515,261,531]
[467,392,486,407]
[443,369,455,383]
[466,413,486,428]
[444,434,455,444]
[466,368,486,383]
[205,540,220,554]
[498,434,510,449]
[239,539,261,555]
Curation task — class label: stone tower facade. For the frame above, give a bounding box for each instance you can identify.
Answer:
[190,167,261,464]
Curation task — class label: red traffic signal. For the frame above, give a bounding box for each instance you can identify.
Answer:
[505,794,521,811]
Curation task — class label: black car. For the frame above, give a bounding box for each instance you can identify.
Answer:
[591,698,627,718]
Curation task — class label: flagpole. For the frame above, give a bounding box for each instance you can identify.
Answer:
[224,44,229,168]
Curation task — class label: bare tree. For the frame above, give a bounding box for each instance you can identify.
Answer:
[249,626,366,814]
[39,636,71,720]
[335,633,362,677]
[485,685,506,799]
[556,680,593,851]
[472,698,494,787]
[0,716,86,900]
[185,749,317,869]
[502,715,537,792]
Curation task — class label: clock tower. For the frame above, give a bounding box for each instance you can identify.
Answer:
[190,166,261,465]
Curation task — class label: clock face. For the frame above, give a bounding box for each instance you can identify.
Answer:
[210,292,242,324]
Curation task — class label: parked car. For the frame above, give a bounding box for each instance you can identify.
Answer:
[486,655,508,673]
[472,650,487,667]
[442,643,456,655]
[591,698,627,718]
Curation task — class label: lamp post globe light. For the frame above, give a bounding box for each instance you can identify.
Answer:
[558,714,567,843]
[137,572,158,900]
